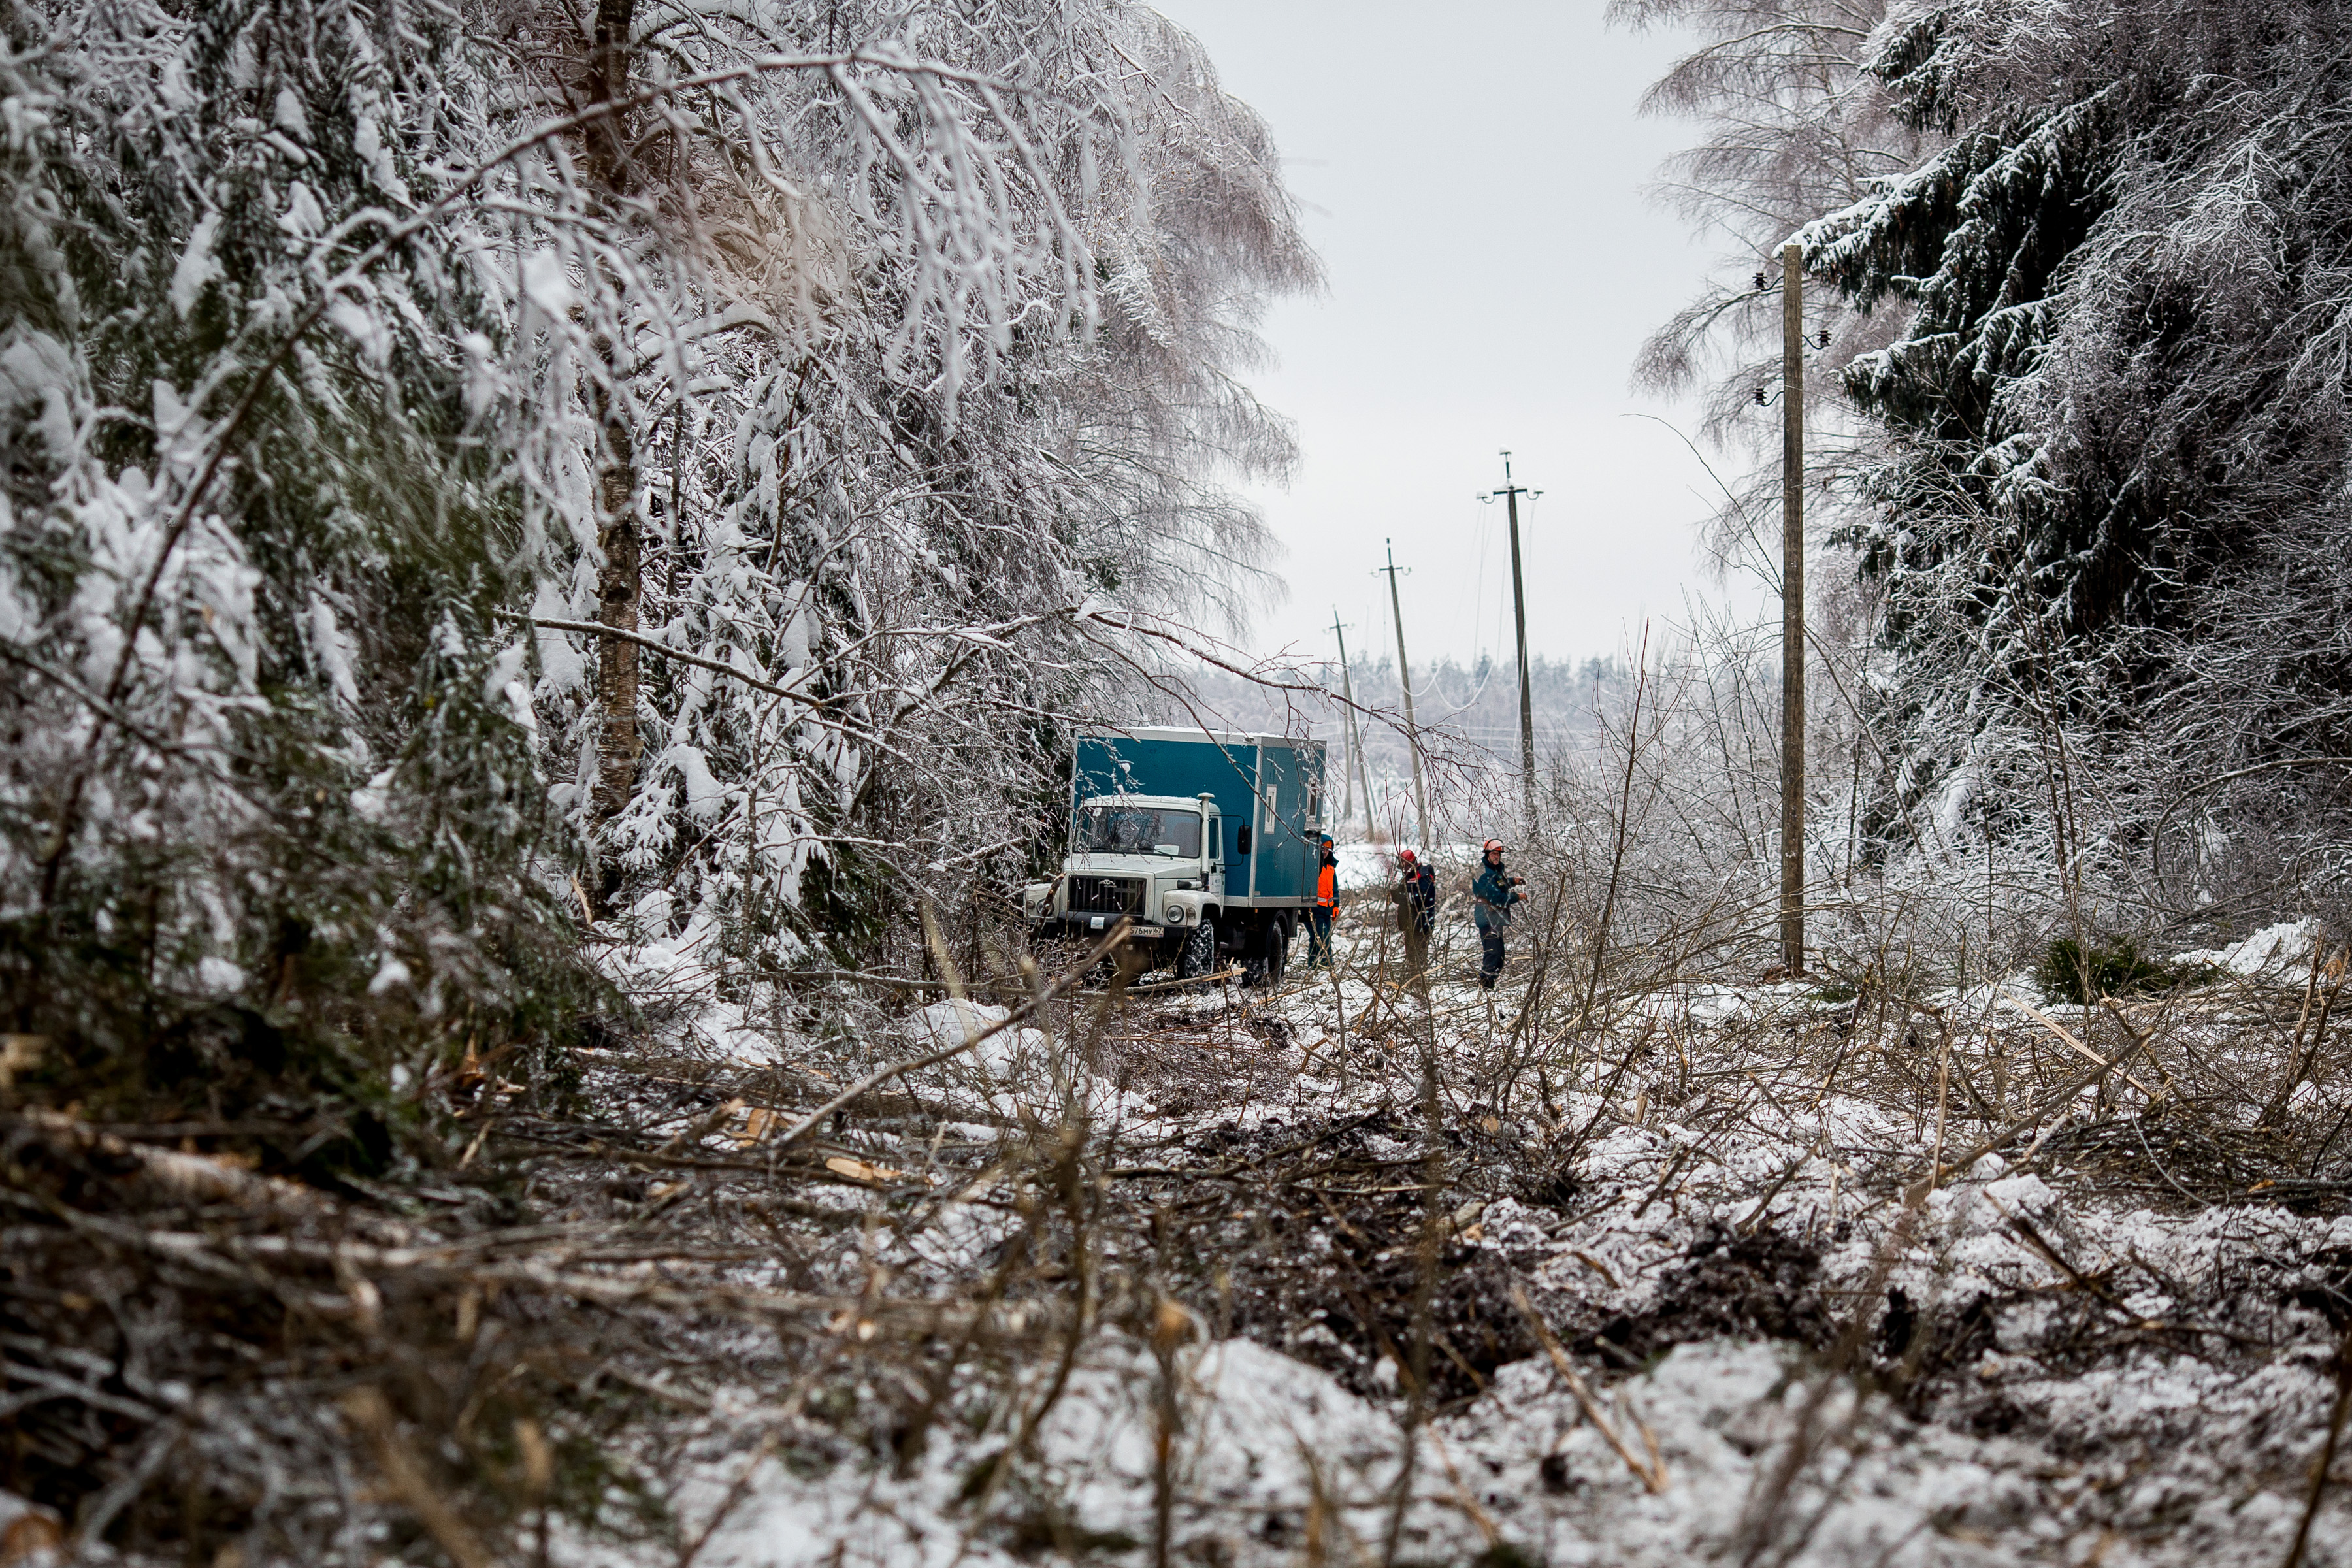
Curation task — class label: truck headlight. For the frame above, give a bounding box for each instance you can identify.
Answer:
[1166,906,1185,924]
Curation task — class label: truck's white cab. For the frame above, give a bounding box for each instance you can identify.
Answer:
[1024,792,1222,955]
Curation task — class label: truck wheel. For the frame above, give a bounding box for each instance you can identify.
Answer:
[1175,917,1217,980]
[1244,920,1288,989]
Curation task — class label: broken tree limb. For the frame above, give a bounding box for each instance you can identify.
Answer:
[6,1109,327,1214]
[1509,1285,1669,1494]
[1124,966,1242,994]
[768,924,1132,1153]
[1999,988,2163,1102]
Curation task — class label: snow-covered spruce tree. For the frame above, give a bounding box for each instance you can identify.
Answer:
[1612,0,1921,563]
[1631,0,2352,926]
[1798,0,2352,917]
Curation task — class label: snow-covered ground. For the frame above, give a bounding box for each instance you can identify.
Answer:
[591,910,2352,1568]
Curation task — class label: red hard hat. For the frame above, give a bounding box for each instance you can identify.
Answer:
[1397,849,1416,863]
[1484,838,1505,853]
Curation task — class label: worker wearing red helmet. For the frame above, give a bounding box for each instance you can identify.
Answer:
[1393,847,1437,996]
[1471,838,1526,990]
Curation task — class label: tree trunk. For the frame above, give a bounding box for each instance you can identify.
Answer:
[583,0,641,843]
[591,407,640,829]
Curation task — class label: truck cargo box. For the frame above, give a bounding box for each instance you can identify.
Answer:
[1071,728,1326,907]
[1025,727,1328,988]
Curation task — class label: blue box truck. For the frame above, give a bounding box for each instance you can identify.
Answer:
[1022,727,1328,986]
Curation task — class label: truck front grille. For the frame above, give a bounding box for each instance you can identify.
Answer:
[1067,875,1145,915]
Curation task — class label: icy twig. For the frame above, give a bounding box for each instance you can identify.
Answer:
[342,1388,493,1568]
[2265,945,2349,1127]
[1382,1061,1446,1566]
[1928,1022,1952,1188]
[1424,1424,1503,1548]
[676,1431,774,1568]
[767,924,1131,1152]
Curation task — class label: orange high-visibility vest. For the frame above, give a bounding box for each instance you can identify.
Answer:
[1316,862,1337,908]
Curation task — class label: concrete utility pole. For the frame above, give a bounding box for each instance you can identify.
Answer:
[1380,541,1432,852]
[1780,240,1806,974]
[1329,609,1373,825]
[1484,453,1541,821]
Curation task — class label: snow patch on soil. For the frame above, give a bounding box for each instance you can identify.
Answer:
[2174,919,2316,979]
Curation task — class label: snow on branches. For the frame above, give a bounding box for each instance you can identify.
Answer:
[0,0,1314,1110]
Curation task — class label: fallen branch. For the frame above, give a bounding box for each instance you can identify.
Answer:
[52,1207,1036,1337]
[1509,1286,1669,1494]
[768,924,1131,1152]
[1125,966,1243,994]
[7,1109,328,1214]
[1998,990,2163,1103]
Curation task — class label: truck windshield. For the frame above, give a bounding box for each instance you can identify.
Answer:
[1079,806,1202,858]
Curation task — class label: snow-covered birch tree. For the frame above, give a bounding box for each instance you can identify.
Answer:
[0,0,1314,1132]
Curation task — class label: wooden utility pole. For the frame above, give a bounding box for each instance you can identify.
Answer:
[1780,240,1806,973]
[1487,453,1540,821]
[1380,542,1432,851]
[1330,609,1373,825]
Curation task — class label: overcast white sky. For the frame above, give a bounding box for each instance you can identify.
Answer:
[1148,0,1759,671]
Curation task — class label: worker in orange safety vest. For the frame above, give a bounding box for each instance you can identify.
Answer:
[1308,832,1338,969]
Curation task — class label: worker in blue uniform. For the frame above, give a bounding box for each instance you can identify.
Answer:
[1471,838,1526,990]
